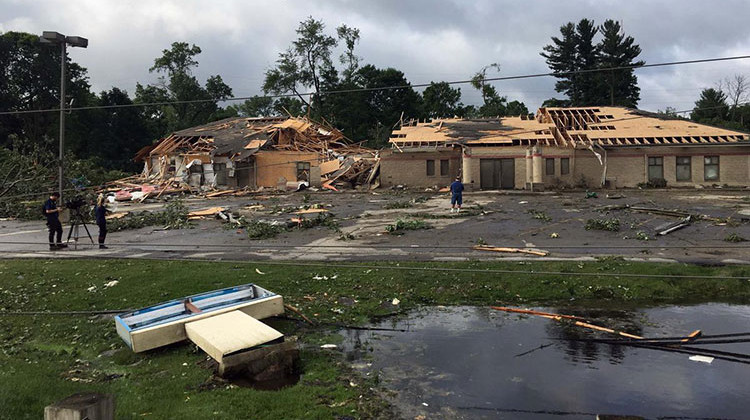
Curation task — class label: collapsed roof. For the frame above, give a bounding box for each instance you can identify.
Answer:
[139,116,374,163]
[389,107,750,149]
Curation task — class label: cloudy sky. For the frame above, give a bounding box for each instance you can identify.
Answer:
[3,0,750,113]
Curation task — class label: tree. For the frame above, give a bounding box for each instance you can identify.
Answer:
[138,41,233,134]
[597,20,644,107]
[422,82,464,118]
[574,19,600,105]
[541,23,579,104]
[541,18,644,107]
[691,88,729,122]
[263,17,338,113]
[229,95,277,117]
[720,74,750,122]
[505,100,530,116]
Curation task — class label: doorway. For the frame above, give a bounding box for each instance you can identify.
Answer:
[479,158,515,189]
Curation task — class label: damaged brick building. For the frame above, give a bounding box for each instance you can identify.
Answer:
[133,116,377,191]
[382,107,750,190]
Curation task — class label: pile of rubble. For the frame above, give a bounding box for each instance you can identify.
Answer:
[104,116,380,201]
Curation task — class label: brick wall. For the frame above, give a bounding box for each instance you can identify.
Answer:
[380,150,461,187]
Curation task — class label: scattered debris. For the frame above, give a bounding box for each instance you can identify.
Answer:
[585,218,621,232]
[549,232,559,238]
[656,216,692,236]
[629,206,690,218]
[473,245,549,257]
[255,268,266,275]
[385,219,431,235]
[689,355,714,364]
[724,232,748,243]
[320,344,338,349]
[606,194,625,199]
[527,209,551,222]
[391,298,400,306]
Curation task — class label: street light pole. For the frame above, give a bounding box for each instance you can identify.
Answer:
[58,41,66,199]
[40,31,87,201]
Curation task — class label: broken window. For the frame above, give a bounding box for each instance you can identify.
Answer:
[560,158,570,175]
[648,156,663,181]
[545,158,555,176]
[426,160,435,176]
[296,162,311,182]
[704,156,719,181]
[676,156,691,181]
[440,159,449,176]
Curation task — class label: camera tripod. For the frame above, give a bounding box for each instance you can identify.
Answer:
[66,207,95,249]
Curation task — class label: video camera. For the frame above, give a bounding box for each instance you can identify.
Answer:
[64,196,86,211]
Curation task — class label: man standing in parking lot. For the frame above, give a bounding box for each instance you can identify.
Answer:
[43,192,66,250]
[450,177,464,213]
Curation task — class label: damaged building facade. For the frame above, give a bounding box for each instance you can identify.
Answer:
[134,116,377,191]
[382,107,750,190]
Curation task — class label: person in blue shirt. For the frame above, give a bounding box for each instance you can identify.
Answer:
[95,194,109,249]
[43,192,66,250]
[449,177,464,213]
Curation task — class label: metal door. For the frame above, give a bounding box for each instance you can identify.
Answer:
[480,159,515,190]
[500,158,515,189]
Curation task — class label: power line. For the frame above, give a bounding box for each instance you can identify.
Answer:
[2,55,750,116]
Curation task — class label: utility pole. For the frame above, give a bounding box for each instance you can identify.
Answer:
[40,31,88,200]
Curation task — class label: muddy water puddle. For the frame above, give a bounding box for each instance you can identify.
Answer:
[342,304,750,419]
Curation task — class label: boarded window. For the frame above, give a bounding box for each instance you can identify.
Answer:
[560,158,570,175]
[545,158,555,176]
[648,156,663,181]
[426,160,435,176]
[440,159,449,176]
[296,162,311,182]
[676,156,691,181]
[704,156,719,181]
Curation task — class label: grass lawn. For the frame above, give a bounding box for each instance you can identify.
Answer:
[1,258,749,418]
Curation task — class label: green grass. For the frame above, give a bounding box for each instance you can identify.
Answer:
[2,258,750,418]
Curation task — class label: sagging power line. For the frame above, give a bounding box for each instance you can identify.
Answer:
[1,55,749,116]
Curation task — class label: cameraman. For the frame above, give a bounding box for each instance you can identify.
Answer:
[43,192,67,250]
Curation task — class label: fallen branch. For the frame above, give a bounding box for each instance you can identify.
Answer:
[284,303,316,326]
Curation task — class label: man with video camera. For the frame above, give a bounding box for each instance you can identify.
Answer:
[43,192,67,250]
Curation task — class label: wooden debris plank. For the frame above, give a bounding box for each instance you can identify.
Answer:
[188,207,226,217]
[185,310,283,363]
[295,208,329,214]
[206,190,235,198]
[473,245,549,256]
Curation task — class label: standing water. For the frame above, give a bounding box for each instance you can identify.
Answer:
[342,304,750,419]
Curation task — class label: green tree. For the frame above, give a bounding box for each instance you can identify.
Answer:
[229,95,277,117]
[505,100,530,116]
[597,20,644,107]
[137,41,233,134]
[542,19,644,107]
[422,82,464,118]
[691,88,729,122]
[263,17,338,113]
[541,23,579,104]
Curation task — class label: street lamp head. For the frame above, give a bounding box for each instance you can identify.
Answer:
[42,31,65,43]
[65,36,88,48]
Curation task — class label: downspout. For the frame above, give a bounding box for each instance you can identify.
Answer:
[587,143,608,187]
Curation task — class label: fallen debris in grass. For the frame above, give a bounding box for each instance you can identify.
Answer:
[473,245,549,257]
[385,219,432,235]
[724,232,748,242]
[108,199,191,232]
[527,209,552,222]
[585,218,621,232]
